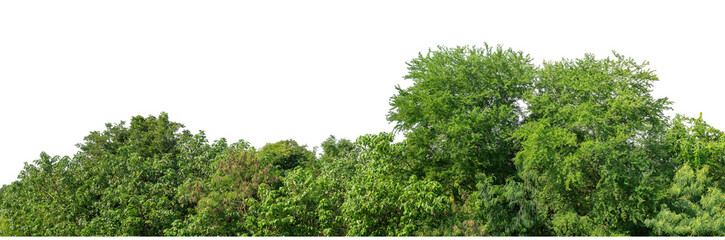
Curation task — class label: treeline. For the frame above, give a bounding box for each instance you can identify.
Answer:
[2,44,725,236]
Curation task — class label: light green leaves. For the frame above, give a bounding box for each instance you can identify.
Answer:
[665,114,725,182]
[388,44,535,197]
[646,164,725,236]
[504,52,671,235]
[342,166,450,236]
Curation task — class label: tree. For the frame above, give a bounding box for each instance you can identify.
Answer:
[506,53,671,235]
[388,44,535,198]
[75,113,195,236]
[0,113,226,236]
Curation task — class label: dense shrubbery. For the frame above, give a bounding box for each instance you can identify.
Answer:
[2,44,724,236]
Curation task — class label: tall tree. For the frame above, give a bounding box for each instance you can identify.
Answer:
[501,53,671,235]
[388,44,535,197]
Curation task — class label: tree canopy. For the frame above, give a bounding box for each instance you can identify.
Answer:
[1,44,724,236]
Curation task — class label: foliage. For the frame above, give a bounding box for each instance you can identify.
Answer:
[0,212,9,236]
[506,53,670,235]
[74,113,204,236]
[2,44,725,236]
[342,133,450,236]
[258,139,315,171]
[249,136,356,236]
[166,143,279,236]
[646,164,725,235]
[663,114,725,183]
[0,153,82,235]
[320,135,355,160]
[464,174,547,235]
[0,113,227,236]
[388,44,535,197]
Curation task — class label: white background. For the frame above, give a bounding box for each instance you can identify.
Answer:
[1,0,724,186]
